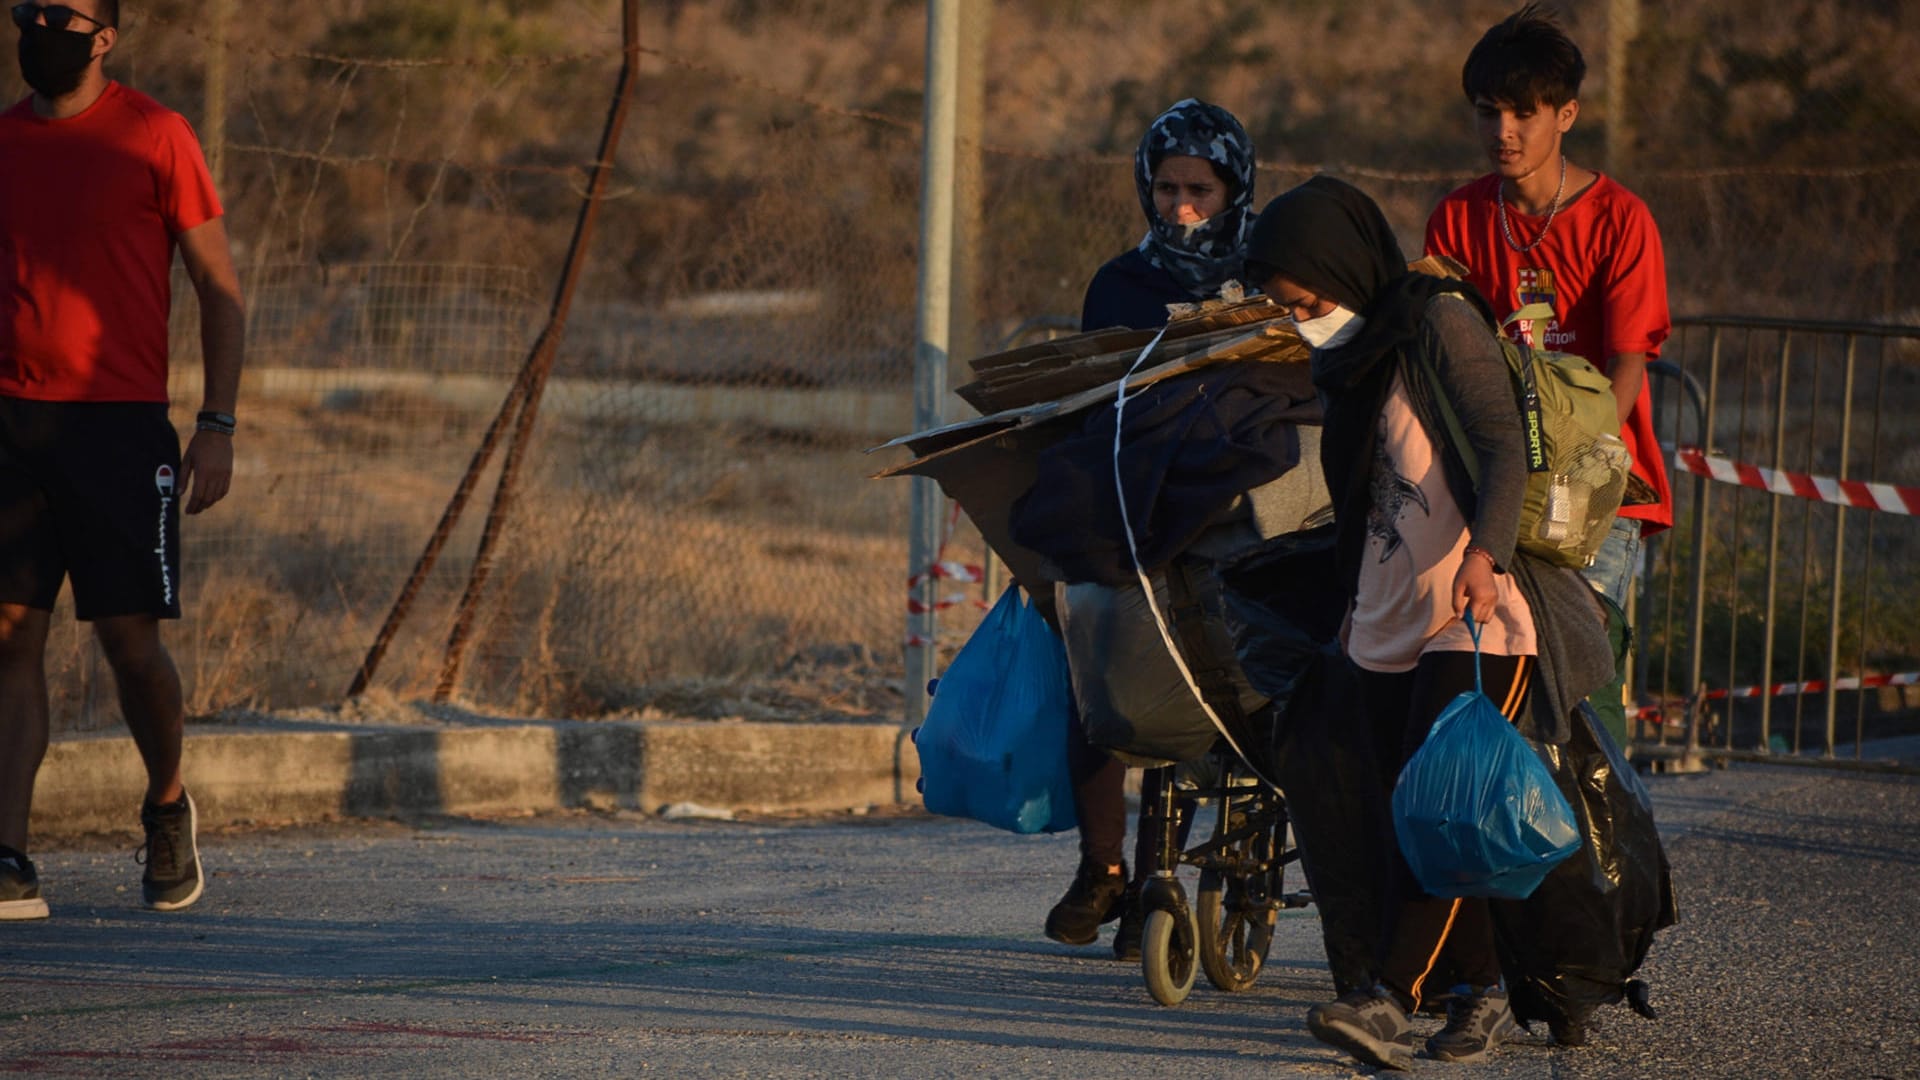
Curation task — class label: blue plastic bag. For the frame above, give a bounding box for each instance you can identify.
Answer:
[1391,616,1581,899]
[913,586,1078,834]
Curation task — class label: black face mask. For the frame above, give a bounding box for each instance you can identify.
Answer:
[17,22,97,100]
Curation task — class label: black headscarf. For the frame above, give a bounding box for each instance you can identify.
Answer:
[1243,174,1401,315]
[1244,176,1492,595]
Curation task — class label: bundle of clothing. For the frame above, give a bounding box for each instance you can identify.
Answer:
[1008,358,1325,765]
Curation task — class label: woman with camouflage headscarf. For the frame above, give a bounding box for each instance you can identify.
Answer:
[1046,98,1257,962]
[1079,97,1258,331]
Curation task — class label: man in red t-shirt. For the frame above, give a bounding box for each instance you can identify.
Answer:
[0,0,245,921]
[1425,5,1670,772]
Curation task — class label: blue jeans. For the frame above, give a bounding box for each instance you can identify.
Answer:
[1582,516,1644,609]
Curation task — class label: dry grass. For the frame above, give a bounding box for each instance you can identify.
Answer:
[44,379,980,733]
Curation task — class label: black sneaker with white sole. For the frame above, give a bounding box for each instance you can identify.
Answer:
[139,792,204,912]
[0,846,49,921]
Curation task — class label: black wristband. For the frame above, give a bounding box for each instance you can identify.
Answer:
[196,410,237,436]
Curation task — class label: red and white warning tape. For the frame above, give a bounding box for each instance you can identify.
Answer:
[907,560,985,589]
[1644,447,1920,719]
[907,592,989,616]
[905,503,989,647]
[1674,446,1920,514]
[1703,670,1920,701]
[1633,671,1920,722]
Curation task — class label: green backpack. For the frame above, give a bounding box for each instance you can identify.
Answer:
[1424,302,1633,569]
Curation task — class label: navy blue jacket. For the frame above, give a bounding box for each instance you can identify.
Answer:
[1079,249,1200,332]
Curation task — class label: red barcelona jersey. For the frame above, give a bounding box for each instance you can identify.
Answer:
[1426,173,1673,532]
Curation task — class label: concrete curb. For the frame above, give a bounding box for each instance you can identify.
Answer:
[32,719,922,842]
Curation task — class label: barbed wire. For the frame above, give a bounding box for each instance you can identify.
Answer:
[140,11,626,70]
[225,142,592,178]
[231,137,1920,187]
[126,14,1505,180]
[1649,161,1920,180]
[181,25,1920,186]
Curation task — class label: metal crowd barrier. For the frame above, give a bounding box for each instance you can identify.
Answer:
[1637,316,1920,772]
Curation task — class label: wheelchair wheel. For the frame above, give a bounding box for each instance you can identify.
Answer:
[1197,869,1276,992]
[1141,905,1199,1006]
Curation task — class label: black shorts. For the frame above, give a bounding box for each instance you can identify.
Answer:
[0,397,183,620]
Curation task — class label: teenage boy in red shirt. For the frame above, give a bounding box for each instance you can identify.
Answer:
[1425,3,1671,751]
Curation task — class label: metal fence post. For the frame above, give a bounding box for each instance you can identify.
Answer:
[1682,330,1721,759]
[1855,345,1886,756]
[1824,335,1857,757]
[1760,332,1791,749]
[1646,354,1706,749]
[905,0,960,726]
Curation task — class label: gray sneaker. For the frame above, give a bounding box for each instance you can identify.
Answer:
[139,792,204,912]
[1426,984,1519,1063]
[1307,985,1413,1071]
[0,846,49,921]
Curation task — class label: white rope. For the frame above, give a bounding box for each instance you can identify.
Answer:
[1110,333,1281,790]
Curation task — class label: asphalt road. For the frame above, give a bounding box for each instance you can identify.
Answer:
[4,757,1918,1078]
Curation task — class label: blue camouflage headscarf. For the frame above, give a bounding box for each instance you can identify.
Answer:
[1134,98,1257,298]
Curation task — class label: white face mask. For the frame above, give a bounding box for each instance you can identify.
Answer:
[1295,304,1363,349]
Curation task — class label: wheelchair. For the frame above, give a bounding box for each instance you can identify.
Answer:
[1057,544,1320,1006]
[1133,738,1310,1006]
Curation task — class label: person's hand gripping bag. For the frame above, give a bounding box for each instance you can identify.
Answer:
[911,586,1078,834]
[1391,615,1581,899]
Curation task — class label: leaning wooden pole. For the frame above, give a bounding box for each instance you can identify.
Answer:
[348,0,642,699]
[431,0,643,701]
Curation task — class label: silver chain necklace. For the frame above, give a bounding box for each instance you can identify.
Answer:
[1498,155,1567,254]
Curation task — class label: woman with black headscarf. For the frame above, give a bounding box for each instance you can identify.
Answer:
[1242,176,1609,1069]
[1042,99,1257,961]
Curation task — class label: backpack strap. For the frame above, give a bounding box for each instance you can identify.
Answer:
[1412,297,1558,501]
[1500,303,1554,474]
[1503,302,1557,328]
[1412,319,1482,492]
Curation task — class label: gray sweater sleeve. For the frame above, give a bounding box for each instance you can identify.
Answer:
[1421,296,1611,742]
[1424,293,1526,568]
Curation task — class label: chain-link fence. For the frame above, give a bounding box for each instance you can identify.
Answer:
[35,0,1919,731]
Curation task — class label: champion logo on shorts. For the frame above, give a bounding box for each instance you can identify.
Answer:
[153,464,174,605]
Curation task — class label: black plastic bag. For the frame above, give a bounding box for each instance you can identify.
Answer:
[1219,524,1381,995]
[1056,578,1221,765]
[1217,523,1346,713]
[1490,702,1678,1032]
[1057,557,1271,766]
